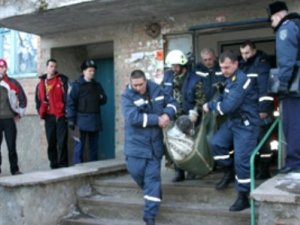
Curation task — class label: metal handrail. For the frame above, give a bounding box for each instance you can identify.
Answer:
[250,117,281,225]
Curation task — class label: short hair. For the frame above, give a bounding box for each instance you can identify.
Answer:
[240,40,256,50]
[46,58,57,66]
[130,70,146,80]
[219,50,238,63]
[200,48,216,56]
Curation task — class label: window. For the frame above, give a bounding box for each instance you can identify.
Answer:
[0,28,38,77]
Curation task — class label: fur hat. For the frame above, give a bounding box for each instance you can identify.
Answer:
[267,1,288,17]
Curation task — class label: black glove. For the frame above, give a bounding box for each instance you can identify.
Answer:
[214,82,225,93]
[68,121,75,130]
[278,82,289,95]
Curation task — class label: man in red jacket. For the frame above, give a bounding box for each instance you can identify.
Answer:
[35,59,69,169]
[0,59,27,175]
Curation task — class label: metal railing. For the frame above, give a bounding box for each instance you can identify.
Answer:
[249,116,282,225]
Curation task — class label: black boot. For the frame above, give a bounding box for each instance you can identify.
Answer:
[144,218,155,225]
[215,166,234,190]
[172,168,185,182]
[256,162,271,179]
[186,172,196,180]
[229,192,250,211]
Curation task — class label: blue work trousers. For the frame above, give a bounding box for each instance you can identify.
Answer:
[211,120,259,192]
[126,156,162,220]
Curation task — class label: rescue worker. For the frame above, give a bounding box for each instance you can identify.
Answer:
[162,49,206,182]
[67,59,107,164]
[122,70,177,225]
[267,1,300,173]
[0,59,26,175]
[196,48,226,101]
[35,59,69,169]
[239,41,274,179]
[203,51,260,211]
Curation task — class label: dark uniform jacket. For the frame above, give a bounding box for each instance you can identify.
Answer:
[275,13,300,98]
[196,62,225,101]
[208,69,260,126]
[162,69,205,115]
[122,80,177,159]
[239,51,274,114]
[67,75,107,132]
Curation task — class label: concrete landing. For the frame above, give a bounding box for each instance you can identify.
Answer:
[0,159,126,187]
[0,159,126,225]
[252,172,300,225]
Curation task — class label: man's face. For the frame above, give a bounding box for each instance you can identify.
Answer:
[0,65,7,78]
[201,52,216,69]
[219,58,238,78]
[83,67,95,80]
[240,45,256,62]
[131,77,147,95]
[270,14,281,28]
[46,62,57,75]
[171,64,183,75]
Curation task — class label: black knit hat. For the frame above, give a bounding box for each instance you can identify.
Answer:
[81,59,97,71]
[267,1,288,17]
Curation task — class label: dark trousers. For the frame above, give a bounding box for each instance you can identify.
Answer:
[211,120,259,192]
[44,115,68,169]
[73,130,99,164]
[257,120,273,162]
[126,156,162,220]
[282,98,300,169]
[0,118,19,174]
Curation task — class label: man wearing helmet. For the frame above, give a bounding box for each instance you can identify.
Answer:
[162,49,206,182]
[67,59,107,164]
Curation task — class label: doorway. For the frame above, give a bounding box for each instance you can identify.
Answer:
[94,58,115,159]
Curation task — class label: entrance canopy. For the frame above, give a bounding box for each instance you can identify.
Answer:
[0,0,252,35]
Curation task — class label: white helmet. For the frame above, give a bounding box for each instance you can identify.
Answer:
[165,50,188,67]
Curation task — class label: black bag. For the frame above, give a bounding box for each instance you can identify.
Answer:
[289,66,300,94]
[268,64,300,94]
[268,68,280,94]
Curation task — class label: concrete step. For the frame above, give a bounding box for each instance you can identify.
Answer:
[92,175,237,206]
[77,194,251,225]
[61,215,158,225]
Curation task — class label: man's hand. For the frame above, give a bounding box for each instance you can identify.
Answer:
[259,112,268,120]
[202,103,209,113]
[188,110,198,123]
[278,82,289,95]
[159,114,170,128]
[68,121,75,130]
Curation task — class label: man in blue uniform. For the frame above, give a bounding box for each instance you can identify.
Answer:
[67,59,107,164]
[239,40,274,178]
[162,50,206,182]
[122,70,176,225]
[203,51,260,211]
[267,1,300,173]
[196,48,225,101]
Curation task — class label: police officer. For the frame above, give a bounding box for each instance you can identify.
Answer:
[203,51,260,211]
[239,41,274,178]
[0,59,27,175]
[267,1,300,173]
[196,48,225,101]
[162,49,206,182]
[67,59,107,164]
[122,70,177,225]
